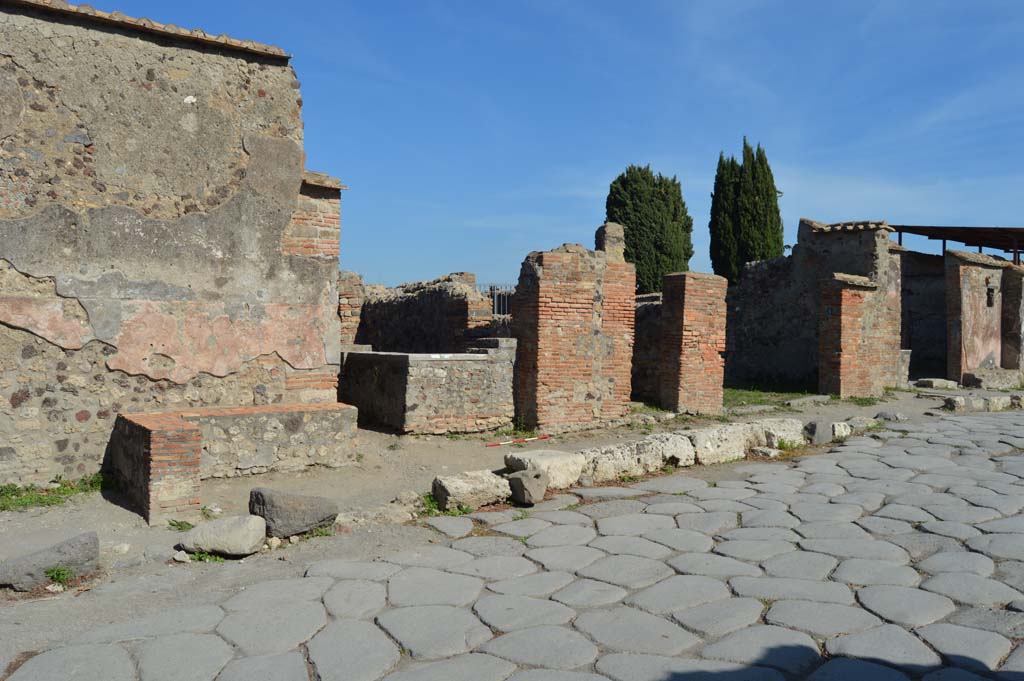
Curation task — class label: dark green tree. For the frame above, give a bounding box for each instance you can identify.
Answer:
[708,138,784,282]
[709,153,741,282]
[605,164,694,294]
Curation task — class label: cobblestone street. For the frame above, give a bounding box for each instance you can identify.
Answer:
[12,411,1024,680]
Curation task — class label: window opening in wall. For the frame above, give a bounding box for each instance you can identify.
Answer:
[986,277,996,307]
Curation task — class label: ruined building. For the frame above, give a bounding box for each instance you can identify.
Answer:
[0,1,354,507]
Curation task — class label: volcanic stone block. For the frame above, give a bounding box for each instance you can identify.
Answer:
[249,487,339,538]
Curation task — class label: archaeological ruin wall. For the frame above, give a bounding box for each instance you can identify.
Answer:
[512,223,635,431]
[899,250,947,379]
[631,293,662,403]
[0,2,344,485]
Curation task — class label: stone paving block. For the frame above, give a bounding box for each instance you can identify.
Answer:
[596,653,785,681]
[968,534,1024,561]
[492,518,553,537]
[217,600,327,656]
[384,545,475,568]
[589,535,673,559]
[488,571,575,597]
[531,510,593,525]
[805,658,910,681]
[480,625,598,670]
[671,597,764,637]
[740,510,801,528]
[305,559,401,580]
[714,540,796,561]
[382,653,517,681]
[826,624,941,674]
[526,525,597,548]
[766,600,882,638]
[507,671,609,681]
[729,576,855,604]
[574,606,699,655]
[524,546,605,572]
[790,503,864,523]
[74,605,226,643]
[922,520,982,540]
[977,516,1024,533]
[721,527,801,542]
[577,554,673,589]
[631,475,708,494]
[221,576,333,611]
[577,500,647,519]
[915,622,1012,672]
[762,551,838,580]
[216,652,309,681]
[641,528,714,552]
[800,538,910,564]
[875,504,937,522]
[999,644,1024,674]
[7,644,136,681]
[135,633,233,681]
[668,552,762,577]
[675,511,739,534]
[794,522,872,539]
[687,486,756,500]
[856,585,955,626]
[551,578,627,607]
[574,487,648,499]
[307,619,401,681]
[624,575,731,613]
[376,605,492,660]
[700,624,821,675]
[831,558,921,586]
[921,573,1024,606]
[641,501,704,515]
[449,556,538,580]
[888,532,963,561]
[451,536,526,557]
[388,567,483,607]
[857,517,915,535]
[918,552,994,576]
[473,594,575,631]
[425,516,474,538]
[923,504,1001,523]
[921,669,987,681]
[323,579,387,619]
[596,513,675,536]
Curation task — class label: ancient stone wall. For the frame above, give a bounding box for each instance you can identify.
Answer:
[900,250,947,378]
[659,272,727,414]
[338,270,365,346]
[0,5,341,484]
[512,223,635,431]
[631,293,662,403]
[1002,267,1024,371]
[339,339,515,434]
[727,220,901,392]
[355,273,492,353]
[946,251,1005,382]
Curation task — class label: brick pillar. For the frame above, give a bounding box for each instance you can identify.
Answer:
[338,270,364,345]
[819,276,874,397]
[658,272,727,414]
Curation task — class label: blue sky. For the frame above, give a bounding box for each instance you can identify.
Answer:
[124,1,1024,285]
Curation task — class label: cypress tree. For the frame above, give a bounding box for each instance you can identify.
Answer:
[734,137,761,270]
[709,153,740,282]
[605,164,694,294]
[755,144,784,259]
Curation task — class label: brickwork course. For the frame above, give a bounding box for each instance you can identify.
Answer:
[512,223,636,431]
[659,272,728,414]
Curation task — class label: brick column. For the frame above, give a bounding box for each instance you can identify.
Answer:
[658,272,727,414]
[819,275,876,397]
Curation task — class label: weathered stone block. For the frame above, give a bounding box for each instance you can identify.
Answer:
[249,488,338,538]
[504,450,586,489]
[636,432,696,467]
[432,470,510,511]
[684,423,765,465]
[0,531,99,591]
[179,516,266,557]
[508,469,549,506]
[917,378,958,390]
[579,442,665,483]
[758,418,808,449]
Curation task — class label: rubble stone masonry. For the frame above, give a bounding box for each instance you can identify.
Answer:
[659,272,727,414]
[512,223,635,431]
[946,251,1006,383]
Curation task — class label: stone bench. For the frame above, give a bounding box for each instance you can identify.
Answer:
[106,403,358,525]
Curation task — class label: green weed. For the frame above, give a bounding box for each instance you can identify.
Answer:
[420,493,471,517]
[43,565,74,586]
[191,551,225,563]
[0,473,111,512]
[167,519,195,532]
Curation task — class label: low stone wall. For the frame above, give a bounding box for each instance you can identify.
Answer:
[340,339,515,434]
[106,403,358,524]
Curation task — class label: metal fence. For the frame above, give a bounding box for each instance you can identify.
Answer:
[478,284,515,316]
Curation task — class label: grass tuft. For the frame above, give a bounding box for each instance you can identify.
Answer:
[420,493,471,517]
[44,565,74,586]
[0,473,112,512]
[167,519,195,532]
[191,551,225,563]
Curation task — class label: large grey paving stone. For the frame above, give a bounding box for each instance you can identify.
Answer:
[833,493,886,511]
[376,606,492,660]
[8,644,135,681]
[305,559,401,580]
[922,520,982,540]
[449,556,538,580]
[135,633,232,681]
[876,504,937,522]
[671,597,763,637]
[473,594,575,631]
[641,528,713,552]
[589,535,672,559]
[217,600,327,655]
[888,532,963,561]
[713,540,795,561]
[720,527,801,542]
[766,600,881,638]
[858,517,915,535]
[698,499,758,512]
[668,552,762,577]
[791,503,864,523]
[949,607,1024,639]
[577,500,647,519]
[922,669,987,681]
[762,551,837,580]
[452,536,526,557]
[806,658,910,681]
[624,575,730,614]
[385,545,475,568]
[480,625,598,670]
[574,606,699,655]
[221,576,333,611]
[74,605,225,643]
[531,510,593,525]
[388,567,483,607]
[831,558,921,586]
[425,516,475,538]
[215,652,309,681]
[526,525,597,548]
[795,522,872,539]
[915,623,1012,672]
[976,516,1024,534]
[596,653,784,681]
[507,671,608,681]
[643,501,704,515]
[382,654,517,681]
[577,555,673,588]
[493,518,553,537]
[596,513,675,536]
[574,486,649,499]
[740,510,801,528]
[800,538,910,564]
[551,578,627,607]
[632,475,708,493]
[918,552,995,577]
[730,576,854,604]
[998,644,1024,675]
[924,504,1001,523]
[968,534,1024,561]
[323,579,386,619]
[675,511,739,534]
[525,546,605,572]
[488,571,575,597]
[857,585,955,626]
[700,624,821,675]
[308,619,400,681]
[687,486,755,500]
[921,573,1024,606]
[826,624,941,674]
